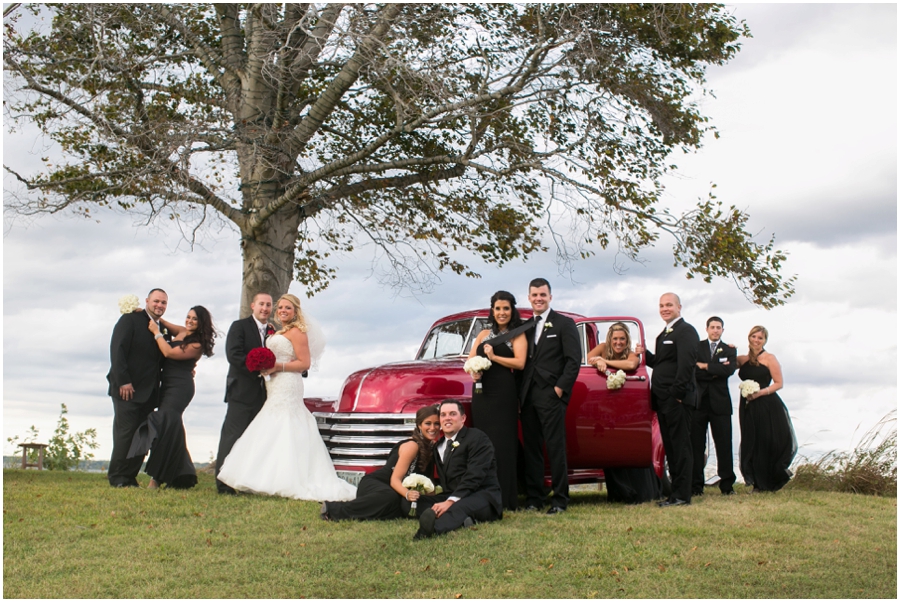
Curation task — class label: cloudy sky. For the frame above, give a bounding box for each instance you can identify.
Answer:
[3,4,896,472]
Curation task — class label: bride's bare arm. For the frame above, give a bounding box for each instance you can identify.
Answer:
[262,327,311,376]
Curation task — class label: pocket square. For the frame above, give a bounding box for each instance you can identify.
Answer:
[546,334,557,338]
[662,340,674,345]
[718,357,729,363]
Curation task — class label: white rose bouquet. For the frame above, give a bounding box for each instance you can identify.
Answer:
[606,370,627,390]
[463,356,492,375]
[739,379,761,399]
[402,473,436,517]
[118,294,140,315]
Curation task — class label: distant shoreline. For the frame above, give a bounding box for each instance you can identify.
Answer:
[3,456,212,473]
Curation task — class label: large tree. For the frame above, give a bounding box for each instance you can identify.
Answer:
[4,3,794,313]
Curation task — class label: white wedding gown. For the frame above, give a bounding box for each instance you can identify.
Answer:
[218,333,356,501]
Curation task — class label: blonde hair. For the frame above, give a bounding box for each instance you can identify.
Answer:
[276,294,308,334]
[747,325,768,366]
[603,322,633,360]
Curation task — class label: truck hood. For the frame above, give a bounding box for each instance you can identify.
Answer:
[336,357,471,413]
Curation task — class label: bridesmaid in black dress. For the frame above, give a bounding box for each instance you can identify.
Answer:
[589,323,661,503]
[467,290,528,511]
[323,406,440,521]
[737,325,797,492]
[128,306,216,490]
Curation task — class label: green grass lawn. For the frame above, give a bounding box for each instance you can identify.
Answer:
[3,470,895,598]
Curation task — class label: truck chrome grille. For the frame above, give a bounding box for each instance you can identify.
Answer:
[313,412,417,466]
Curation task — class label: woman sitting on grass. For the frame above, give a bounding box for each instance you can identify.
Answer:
[322,405,440,521]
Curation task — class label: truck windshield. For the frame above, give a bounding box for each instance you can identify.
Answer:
[418,318,488,359]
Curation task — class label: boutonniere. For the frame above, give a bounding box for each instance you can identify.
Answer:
[266,324,275,336]
[451,441,459,449]
[161,327,169,336]
[544,321,553,330]
[715,347,722,354]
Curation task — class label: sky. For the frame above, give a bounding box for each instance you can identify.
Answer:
[3,4,897,474]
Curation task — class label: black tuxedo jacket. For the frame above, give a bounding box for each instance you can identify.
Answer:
[223,316,268,407]
[107,311,164,405]
[644,318,699,409]
[435,426,503,516]
[695,339,737,415]
[521,309,581,404]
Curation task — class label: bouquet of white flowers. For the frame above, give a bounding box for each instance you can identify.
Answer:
[463,356,492,375]
[402,473,436,517]
[739,379,760,399]
[606,370,627,390]
[118,294,140,315]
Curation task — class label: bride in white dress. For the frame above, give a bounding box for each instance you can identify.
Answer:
[218,293,356,501]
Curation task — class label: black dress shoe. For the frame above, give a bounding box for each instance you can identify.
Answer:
[523,505,541,512]
[657,498,690,508]
[417,508,436,538]
[463,516,475,528]
[692,489,704,497]
[112,482,138,488]
[546,506,566,515]
[319,502,330,521]
[722,490,736,496]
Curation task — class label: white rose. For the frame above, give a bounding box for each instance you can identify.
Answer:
[118,294,140,315]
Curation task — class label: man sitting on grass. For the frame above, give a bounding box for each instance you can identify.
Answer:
[412,400,503,540]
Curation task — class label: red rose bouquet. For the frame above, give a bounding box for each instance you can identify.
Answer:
[246,347,276,372]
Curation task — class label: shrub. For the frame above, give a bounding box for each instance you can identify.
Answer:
[6,404,98,471]
[790,411,897,497]
[6,425,42,468]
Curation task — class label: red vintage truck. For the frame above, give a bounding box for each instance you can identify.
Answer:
[305,309,665,489]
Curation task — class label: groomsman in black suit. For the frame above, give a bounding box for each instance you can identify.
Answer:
[413,400,502,540]
[520,278,581,514]
[215,293,273,494]
[641,292,699,507]
[106,288,168,487]
[692,316,737,496]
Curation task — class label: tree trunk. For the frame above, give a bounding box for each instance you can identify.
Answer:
[237,187,302,318]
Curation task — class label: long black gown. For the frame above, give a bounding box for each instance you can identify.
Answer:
[128,341,198,489]
[472,333,520,511]
[738,362,797,491]
[327,439,431,521]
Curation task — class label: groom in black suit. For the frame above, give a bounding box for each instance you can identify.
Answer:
[520,278,581,514]
[106,288,168,487]
[642,292,699,507]
[691,316,737,495]
[413,400,502,540]
[215,293,273,494]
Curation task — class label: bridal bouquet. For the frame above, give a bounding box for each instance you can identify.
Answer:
[739,379,760,399]
[118,294,140,315]
[402,473,436,517]
[246,347,277,378]
[606,370,627,390]
[463,356,492,375]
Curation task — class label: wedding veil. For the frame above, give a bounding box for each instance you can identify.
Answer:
[302,311,326,370]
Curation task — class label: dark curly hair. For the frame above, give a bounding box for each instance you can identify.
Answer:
[486,290,523,334]
[410,405,439,472]
[182,305,216,357]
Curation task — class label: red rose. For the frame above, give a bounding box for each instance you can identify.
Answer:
[246,347,276,372]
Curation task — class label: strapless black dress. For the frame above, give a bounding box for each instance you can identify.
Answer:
[738,363,797,491]
[327,439,433,521]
